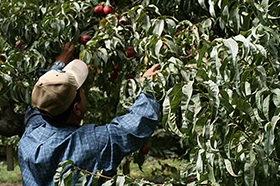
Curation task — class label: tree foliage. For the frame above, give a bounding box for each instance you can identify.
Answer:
[1,0,280,185]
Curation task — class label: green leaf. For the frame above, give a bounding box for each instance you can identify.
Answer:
[255,44,267,59]
[244,147,256,186]
[75,174,88,186]
[198,0,207,10]
[79,50,92,65]
[116,176,126,186]
[263,94,270,121]
[141,14,151,30]
[154,39,162,57]
[233,97,255,123]
[61,167,75,186]
[51,18,62,37]
[223,38,238,69]
[165,18,177,36]
[254,144,268,179]
[206,160,219,186]
[11,86,20,103]
[153,19,164,36]
[271,88,280,108]
[234,35,250,59]
[73,2,80,13]
[224,159,239,177]
[208,0,216,18]
[255,88,266,112]
[164,37,178,54]
[191,94,203,134]
[25,88,31,105]
[2,74,12,82]
[230,4,240,33]
[220,97,234,114]
[147,4,161,15]
[98,48,108,63]
[262,26,280,44]
[181,81,194,131]
[169,83,184,112]
[264,116,280,156]
[204,80,219,119]
[197,42,211,67]
[53,160,74,186]
[210,44,222,80]
[196,149,205,175]
[162,84,186,137]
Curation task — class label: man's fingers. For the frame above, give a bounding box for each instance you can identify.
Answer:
[154,70,161,74]
[69,44,75,52]
[150,63,160,72]
[62,42,75,53]
[64,42,70,48]
[141,63,161,82]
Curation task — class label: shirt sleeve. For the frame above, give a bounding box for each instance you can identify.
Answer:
[91,92,160,176]
[38,64,63,77]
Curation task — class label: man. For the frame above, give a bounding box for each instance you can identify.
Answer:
[18,43,160,185]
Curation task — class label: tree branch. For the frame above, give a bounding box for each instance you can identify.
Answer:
[0,99,25,137]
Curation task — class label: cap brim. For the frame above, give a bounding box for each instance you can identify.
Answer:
[63,59,89,89]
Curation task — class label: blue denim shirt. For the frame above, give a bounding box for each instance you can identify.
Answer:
[18,65,160,186]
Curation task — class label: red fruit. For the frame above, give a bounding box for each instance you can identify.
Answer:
[120,17,131,25]
[115,14,120,20]
[16,40,24,50]
[140,145,149,155]
[103,5,113,15]
[126,46,136,57]
[111,71,118,80]
[80,34,91,45]
[0,52,5,62]
[87,65,91,70]
[188,49,199,59]
[113,65,120,72]
[210,36,215,42]
[198,28,202,36]
[94,5,104,15]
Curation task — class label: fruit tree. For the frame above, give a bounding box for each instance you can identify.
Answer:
[1,0,280,185]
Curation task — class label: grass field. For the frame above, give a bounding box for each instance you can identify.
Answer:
[0,162,22,184]
[119,157,183,183]
[0,157,185,184]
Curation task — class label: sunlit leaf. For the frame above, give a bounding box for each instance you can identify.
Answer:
[224,159,240,177]
[264,116,280,156]
[254,144,268,179]
[271,89,280,108]
[244,147,256,186]
[154,39,162,57]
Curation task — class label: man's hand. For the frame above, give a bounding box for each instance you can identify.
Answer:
[55,43,75,65]
[141,63,161,82]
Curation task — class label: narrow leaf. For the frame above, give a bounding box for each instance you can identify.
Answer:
[224,159,239,177]
[154,39,162,57]
[244,147,256,186]
[153,19,164,36]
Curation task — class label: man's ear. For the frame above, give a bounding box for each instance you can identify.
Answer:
[73,102,81,116]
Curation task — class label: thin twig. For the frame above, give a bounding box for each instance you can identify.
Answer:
[73,165,112,180]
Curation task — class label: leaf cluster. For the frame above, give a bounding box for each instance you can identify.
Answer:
[1,0,280,185]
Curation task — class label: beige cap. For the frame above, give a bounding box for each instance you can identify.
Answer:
[31,59,89,116]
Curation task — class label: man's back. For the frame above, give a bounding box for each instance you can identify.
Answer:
[18,93,160,185]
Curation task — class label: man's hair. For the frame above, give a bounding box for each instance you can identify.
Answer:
[40,89,82,126]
